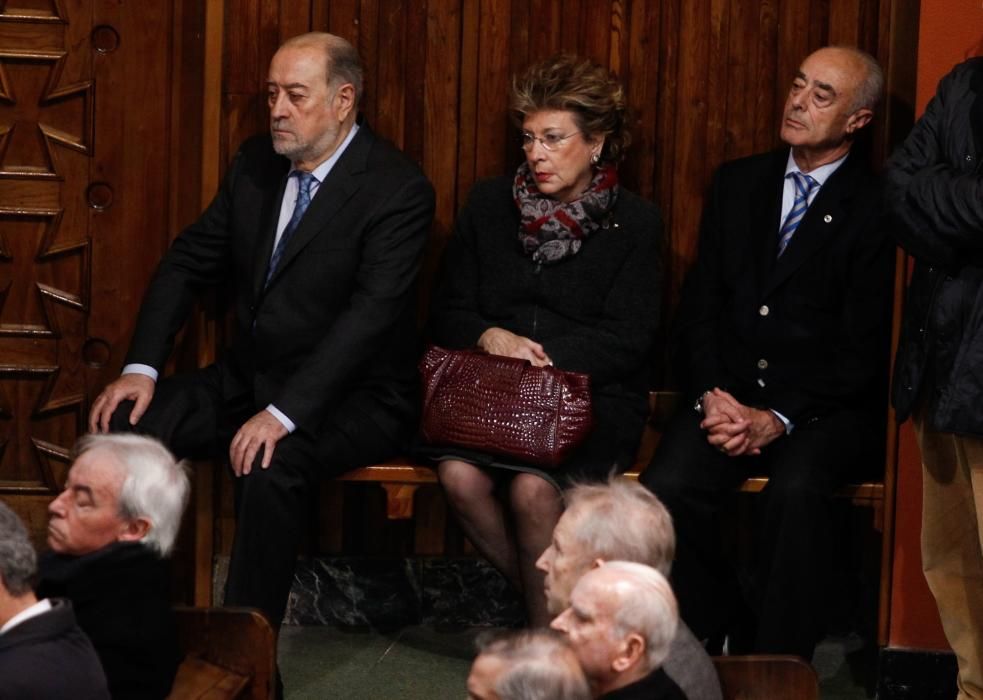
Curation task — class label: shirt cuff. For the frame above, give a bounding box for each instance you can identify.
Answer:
[769,409,794,435]
[265,404,296,434]
[122,364,159,382]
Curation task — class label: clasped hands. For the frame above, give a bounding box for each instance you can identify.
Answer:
[700,388,784,457]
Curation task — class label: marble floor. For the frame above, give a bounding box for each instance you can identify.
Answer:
[277,625,874,700]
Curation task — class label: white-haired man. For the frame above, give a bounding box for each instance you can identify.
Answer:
[37,433,190,700]
[552,561,685,699]
[536,478,721,699]
[467,629,591,700]
[0,500,108,699]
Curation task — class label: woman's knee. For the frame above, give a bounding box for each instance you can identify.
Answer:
[437,460,495,507]
[509,473,562,519]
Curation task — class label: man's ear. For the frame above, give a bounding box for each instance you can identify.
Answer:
[845,108,873,134]
[611,633,646,673]
[333,83,356,123]
[118,517,151,543]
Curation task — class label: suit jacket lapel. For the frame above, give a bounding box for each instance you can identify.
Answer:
[763,151,860,296]
[252,166,291,299]
[751,151,787,299]
[263,124,374,290]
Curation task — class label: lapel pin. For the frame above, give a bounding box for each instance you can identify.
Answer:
[823,214,832,223]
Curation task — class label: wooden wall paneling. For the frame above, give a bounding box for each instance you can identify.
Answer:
[809,0,833,49]
[559,0,584,56]
[402,0,427,164]
[278,0,310,44]
[355,0,381,127]
[830,0,859,45]
[622,0,661,200]
[375,0,407,149]
[582,0,613,67]
[703,0,730,186]
[474,0,512,181]
[455,0,479,198]
[420,0,462,315]
[722,0,754,163]
[525,0,562,62]
[668,0,710,297]
[752,0,779,152]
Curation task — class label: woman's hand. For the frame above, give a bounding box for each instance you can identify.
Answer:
[478,327,552,367]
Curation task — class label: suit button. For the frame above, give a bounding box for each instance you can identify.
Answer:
[759,305,769,316]
[757,358,768,370]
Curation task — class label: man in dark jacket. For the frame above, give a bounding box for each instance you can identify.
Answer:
[0,500,108,700]
[887,56,983,700]
[37,433,190,700]
[642,46,895,661]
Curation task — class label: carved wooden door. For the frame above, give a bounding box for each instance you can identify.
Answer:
[0,0,201,547]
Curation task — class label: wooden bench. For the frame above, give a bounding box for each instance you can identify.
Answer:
[712,655,819,700]
[168,607,275,700]
[337,391,886,532]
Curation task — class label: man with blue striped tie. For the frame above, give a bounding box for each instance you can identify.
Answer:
[642,46,896,663]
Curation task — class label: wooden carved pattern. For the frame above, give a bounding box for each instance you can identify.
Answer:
[0,49,94,179]
[0,0,89,503]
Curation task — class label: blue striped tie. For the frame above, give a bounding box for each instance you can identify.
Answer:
[266,171,315,286]
[777,171,819,257]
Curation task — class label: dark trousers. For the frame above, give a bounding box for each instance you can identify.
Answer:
[110,364,401,629]
[640,406,875,660]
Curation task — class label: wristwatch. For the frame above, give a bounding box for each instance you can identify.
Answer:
[693,390,711,415]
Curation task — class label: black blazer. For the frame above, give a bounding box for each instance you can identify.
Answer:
[675,148,894,425]
[0,599,109,700]
[126,122,436,436]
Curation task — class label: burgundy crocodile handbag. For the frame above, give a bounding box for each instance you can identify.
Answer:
[419,345,593,469]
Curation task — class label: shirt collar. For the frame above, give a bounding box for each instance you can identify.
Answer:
[784,148,849,187]
[0,597,52,635]
[294,122,360,184]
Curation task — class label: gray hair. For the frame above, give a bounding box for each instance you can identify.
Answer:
[564,478,675,575]
[476,629,591,700]
[602,561,678,672]
[282,32,364,107]
[823,45,883,113]
[75,434,190,557]
[0,500,37,596]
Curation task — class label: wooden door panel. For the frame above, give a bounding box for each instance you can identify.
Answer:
[0,0,204,553]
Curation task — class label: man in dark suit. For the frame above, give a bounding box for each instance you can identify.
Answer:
[642,46,895,661]
[0,500,109,699]
[88,32,435,631]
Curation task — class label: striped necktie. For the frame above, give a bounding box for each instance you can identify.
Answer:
[777,171,819,257]
[266,171,315,286]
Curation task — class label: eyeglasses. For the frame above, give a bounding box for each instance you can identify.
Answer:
[521,131,581,152]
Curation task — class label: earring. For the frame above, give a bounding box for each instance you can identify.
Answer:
[591,152,600,165]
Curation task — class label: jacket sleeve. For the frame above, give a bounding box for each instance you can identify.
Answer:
[271,173,435,431]
[124,148,241,369]
[885,63,983,267]
[540,207,663,385]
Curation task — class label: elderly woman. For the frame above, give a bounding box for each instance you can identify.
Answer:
[427,55,662,625]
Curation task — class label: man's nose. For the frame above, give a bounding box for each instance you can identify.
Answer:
[48,491,67,516]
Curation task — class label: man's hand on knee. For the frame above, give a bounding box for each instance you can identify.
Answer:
[230,411,288,476]
[88,374,156,434]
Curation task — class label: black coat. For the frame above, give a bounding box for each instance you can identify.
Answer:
[429,176,663,476]
[888,57,983,434]
[125,122,436,438]
[675,149,894,425]
[598,668,687,700]
[0,599,109,700]
[37,542,179,700]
